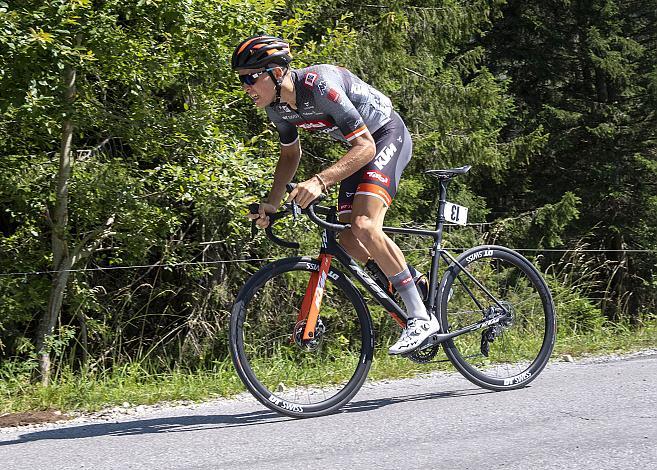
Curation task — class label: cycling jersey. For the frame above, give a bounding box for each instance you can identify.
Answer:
[266,64,393,146]
[265,64,412,210]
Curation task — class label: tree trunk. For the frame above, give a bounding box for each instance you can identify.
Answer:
[36,63,76,386]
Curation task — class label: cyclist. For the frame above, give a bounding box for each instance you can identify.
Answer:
[232,35,439,354]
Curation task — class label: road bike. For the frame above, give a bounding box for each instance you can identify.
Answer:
[229,165,556,418]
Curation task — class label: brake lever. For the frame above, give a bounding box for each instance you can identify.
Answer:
[291,200,301,219]
[285,182,326,216]
[284,183,301,220]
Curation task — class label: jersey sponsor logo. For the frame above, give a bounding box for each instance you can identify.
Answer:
[338,203,352,212]
[328,88,341,103]
[321,125,339,134]
[297,120,332,129]
[374,142,397,170]
[351,83,365,95]
[297,121,339,135]
[317,80,328,95]
[301,102,321,116]
[364,170,390,187]
[304,73,318,88]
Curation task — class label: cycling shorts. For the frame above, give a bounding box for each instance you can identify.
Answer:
[338,111,412,216]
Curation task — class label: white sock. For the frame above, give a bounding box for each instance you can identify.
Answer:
[388,267,429,321]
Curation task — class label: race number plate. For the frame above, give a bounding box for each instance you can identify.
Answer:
[444,202,468,225]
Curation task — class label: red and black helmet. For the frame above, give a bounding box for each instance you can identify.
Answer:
[231,35,292,70]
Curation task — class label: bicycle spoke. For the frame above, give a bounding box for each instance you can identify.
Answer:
[440,246,556,390]
[231,260,372,415]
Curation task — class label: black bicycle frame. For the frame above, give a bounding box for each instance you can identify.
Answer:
[307,178,511,344]
[312,178,454,323]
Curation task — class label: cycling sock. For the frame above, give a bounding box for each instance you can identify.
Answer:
[388,267,429,321]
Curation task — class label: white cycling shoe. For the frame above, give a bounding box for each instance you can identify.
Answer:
[388,315,440,355]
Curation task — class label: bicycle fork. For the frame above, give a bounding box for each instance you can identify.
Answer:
[296,254,333,341]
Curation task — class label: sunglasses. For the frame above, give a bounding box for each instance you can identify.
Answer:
[238,69,272,86]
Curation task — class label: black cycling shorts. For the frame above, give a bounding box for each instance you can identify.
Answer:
[338,111,412,216]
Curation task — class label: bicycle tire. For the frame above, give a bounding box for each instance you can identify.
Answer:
[438,245,556,390]
[229,257,374,418]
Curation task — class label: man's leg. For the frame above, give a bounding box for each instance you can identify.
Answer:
[338,217,427,295]
[348,195,404,277]
[347,194,438,354]
[337,215,371,264]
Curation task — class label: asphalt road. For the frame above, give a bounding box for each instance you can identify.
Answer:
[1,353,656,470]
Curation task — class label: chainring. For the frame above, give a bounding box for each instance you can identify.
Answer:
[406,344,441,363]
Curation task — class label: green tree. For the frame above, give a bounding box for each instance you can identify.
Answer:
[483,0,657,322]
[284,0,533,228]
[0,0,319,381]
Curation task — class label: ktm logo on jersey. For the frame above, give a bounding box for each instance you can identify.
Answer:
[374,143,397,170]
[364,170,390,187]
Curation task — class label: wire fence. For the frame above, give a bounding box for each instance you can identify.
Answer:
[0,247,655,277]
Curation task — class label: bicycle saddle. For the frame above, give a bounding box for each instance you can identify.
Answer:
[425,165,472,179]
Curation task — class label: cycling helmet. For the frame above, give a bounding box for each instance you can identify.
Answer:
[231,35,292,70]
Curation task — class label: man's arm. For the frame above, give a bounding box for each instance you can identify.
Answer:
[248,139,302,229]
[289,133,375,209]
[316,133,375,188]
[266,139,302,208]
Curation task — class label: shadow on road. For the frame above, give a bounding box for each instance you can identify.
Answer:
[343,387,494,414]
[0,409,287,447]
[0,387,493,446]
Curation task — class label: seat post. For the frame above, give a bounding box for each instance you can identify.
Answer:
[426,177,450,314]
[435,177,451,235]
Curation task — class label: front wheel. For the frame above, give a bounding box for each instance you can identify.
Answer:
[229,257,374,417]
[438,245,556,390]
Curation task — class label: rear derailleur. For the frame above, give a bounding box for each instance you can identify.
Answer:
[480,302,513,357]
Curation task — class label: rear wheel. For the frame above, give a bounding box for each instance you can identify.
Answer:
[438,246,556,390]
[229,257,374,417]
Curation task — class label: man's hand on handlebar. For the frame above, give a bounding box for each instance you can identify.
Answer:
[247,202,278,229]
[286,177,324,209]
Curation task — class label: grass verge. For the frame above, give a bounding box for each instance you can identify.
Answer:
[1,320,656,415]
